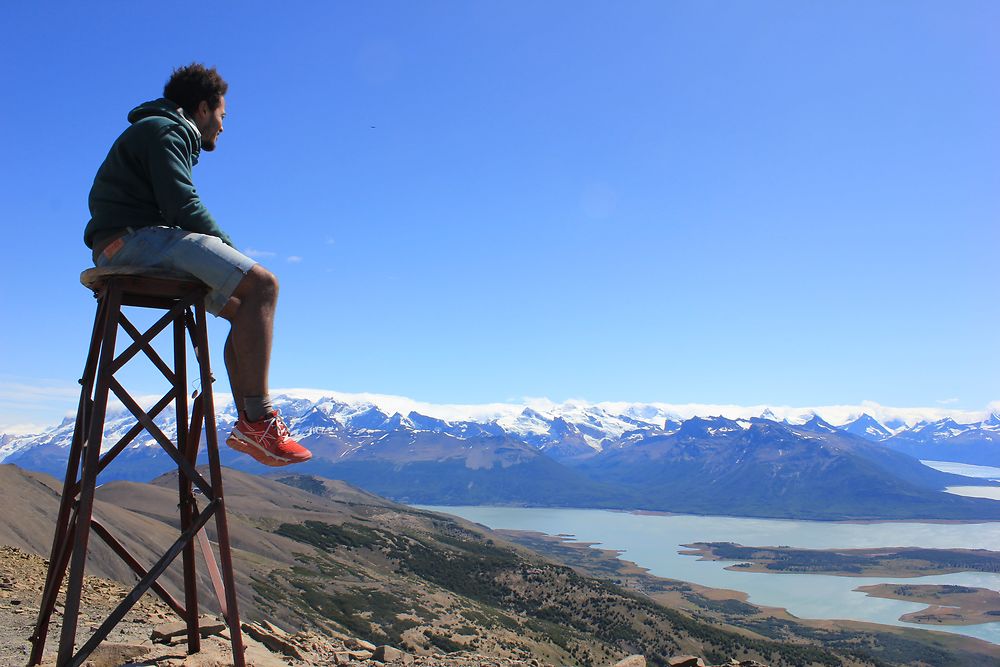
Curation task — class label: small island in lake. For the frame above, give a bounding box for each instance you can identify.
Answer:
[680,542,1000,577]
[856,584,1000,626]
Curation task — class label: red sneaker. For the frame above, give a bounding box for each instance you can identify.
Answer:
[226,409,312,467]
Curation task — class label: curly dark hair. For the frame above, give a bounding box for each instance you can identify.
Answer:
[163,63,228,116]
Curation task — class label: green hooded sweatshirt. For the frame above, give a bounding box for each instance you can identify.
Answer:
[84,98,234,249]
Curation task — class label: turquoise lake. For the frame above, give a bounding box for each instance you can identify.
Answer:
[419,465,1000,646]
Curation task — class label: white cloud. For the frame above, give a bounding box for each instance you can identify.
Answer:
[0,379,79,404]
[4,375,997,435]
[0,375,243,436]
[243,248,277,258]
[936,398,960,405]
[287,256,303,263]
[0,376,80,435]
[274,387,528,423]
[0,379,79,417]
[273,387,996,428]
[0,422,54,435]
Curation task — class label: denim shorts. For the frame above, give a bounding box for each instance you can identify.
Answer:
[94,226,256,316]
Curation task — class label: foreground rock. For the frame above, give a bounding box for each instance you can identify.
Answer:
[612,656,646,667]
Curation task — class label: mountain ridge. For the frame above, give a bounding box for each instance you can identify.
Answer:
[3,395,1000,520]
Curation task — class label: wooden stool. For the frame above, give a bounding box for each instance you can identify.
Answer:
[29,266,246,667]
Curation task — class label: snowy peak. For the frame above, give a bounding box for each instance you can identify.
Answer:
[289,406,340,432]
[406,411,450,433]
[613,404,681,427]
[839,414,893,441]
[382,412,415,432]
[498,408,552,441]
[799,415,838,433]
[341,404,392,430]
[981,412,1000,431]
[911,417,971,441]
[5,392,1000,474]
[677,416,744,438]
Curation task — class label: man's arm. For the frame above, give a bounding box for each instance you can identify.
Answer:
[145,124,236,247]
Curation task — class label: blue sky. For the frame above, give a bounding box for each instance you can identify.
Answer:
[2,2,998,432]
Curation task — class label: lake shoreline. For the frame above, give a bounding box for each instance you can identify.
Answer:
[679,542,1000,579]
[857,583,1000,626]
[420,504,1000,646]
[626,507,999,525]
[494,527,1000,659]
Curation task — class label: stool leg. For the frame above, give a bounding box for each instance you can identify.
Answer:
[192,299,246,666]
[58,283,123,665]
[29,292,110,665]
[174,310,201,653]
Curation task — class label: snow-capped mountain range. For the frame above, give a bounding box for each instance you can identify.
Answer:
[3,390,999,467]
[5,391,1000,520]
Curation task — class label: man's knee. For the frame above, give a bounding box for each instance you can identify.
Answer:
[235,264,279,302]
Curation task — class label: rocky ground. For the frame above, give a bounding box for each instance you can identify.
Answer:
[0,546,763,667]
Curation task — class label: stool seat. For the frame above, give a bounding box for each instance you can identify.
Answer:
[81,265,203,291]
[80,266,208,306]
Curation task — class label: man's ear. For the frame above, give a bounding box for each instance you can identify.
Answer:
[196,99,210,119]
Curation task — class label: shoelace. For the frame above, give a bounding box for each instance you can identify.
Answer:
[260,410,291,442]
[256,418,279,442]
[244,411,290,444]
[274,415,291,439]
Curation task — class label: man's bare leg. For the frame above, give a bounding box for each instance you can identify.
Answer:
[223,331,244,415]
[219,265,310,465]
[219,264,279,420]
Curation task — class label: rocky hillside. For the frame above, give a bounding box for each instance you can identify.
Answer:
[2,545,767,667]
[1,464,998,667]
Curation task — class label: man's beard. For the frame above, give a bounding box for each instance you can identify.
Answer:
[201,138,216,151]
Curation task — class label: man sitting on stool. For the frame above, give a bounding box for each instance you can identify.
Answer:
[84,63,311,467]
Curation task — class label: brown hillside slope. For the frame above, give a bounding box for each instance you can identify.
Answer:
[0,544,603,667]
[1,464,998,667]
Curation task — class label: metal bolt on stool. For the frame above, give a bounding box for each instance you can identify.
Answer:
[29,266,246,667]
